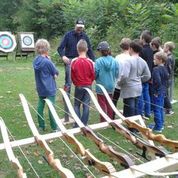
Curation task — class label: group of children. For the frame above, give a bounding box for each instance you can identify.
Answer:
[33,31,175,133]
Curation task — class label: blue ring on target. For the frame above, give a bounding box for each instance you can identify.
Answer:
[22,36,32,46]
[0,35,14,49]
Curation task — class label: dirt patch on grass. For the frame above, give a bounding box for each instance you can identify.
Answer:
[0,171,5,178]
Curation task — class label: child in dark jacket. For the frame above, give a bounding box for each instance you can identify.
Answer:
[150,51,169,133]
[33,39,59,132]
[163,41,175,115]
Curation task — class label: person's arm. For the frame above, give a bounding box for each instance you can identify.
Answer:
[141,61,151,83]
[57,33,70,64]
[85,34,95,61]
[118,60,130,86]
[152,68,161,96]
[115,60,119,79]
[94,60,100,80]
[47,60,59,77]
[90,61,95,82]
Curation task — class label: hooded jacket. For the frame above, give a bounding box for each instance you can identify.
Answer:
[33,55,59,97]
[95,55,119,94]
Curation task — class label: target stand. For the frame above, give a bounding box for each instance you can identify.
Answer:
[0,52,8,60]
[15,32,35,60]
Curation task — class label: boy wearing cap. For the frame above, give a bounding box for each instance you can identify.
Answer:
[95,41,119,122]
[57,19,95,121]
[71,39,95,126]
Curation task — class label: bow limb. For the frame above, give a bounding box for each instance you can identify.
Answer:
[0,118,27,178]
[96,84,178,152]
[125,119,178,151]
[45,98,116,175]
[84,87,168,159]
[59,88,134,168]
[19,94,75,178]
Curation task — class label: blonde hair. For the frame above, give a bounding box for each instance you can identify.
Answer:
[120,38,131,50]
[164,41,175,52]
[77,39,88,53]
[35,39,50,54]
[154,51,167,63]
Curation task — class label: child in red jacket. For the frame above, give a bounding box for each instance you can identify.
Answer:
[71,39,95,126]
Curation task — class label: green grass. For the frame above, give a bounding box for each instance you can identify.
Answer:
[0,57,178,177]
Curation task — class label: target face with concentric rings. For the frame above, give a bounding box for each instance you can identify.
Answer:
[20,33,35,51]
[23,36,32,46]
[0,32,16,52]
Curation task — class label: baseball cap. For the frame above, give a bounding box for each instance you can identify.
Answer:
[76,19,85,28]
[97,41,110,51]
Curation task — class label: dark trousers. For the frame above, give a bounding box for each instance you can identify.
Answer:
[63,63,72,121]
[112,88,120,119]
[73,86,91,127]
[123,97,138,117]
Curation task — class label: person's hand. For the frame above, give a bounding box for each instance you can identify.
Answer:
[154,94,158,97]
[62,56,70,64]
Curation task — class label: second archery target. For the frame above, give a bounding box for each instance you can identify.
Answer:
[19,33,35,51]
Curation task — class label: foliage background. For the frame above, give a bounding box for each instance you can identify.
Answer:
[1,0,178,44]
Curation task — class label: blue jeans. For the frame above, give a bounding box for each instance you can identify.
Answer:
[63,63,72,121]
[123,97,138,117]
[137,83,151,117]
[153,93,165,130]
[73,86,91,127]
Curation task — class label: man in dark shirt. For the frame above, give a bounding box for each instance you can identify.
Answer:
[57,19,95,121]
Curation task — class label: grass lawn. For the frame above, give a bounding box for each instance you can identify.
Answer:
[0,56,178,178]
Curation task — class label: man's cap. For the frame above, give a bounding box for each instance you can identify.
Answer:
[97,41,110,51]
[76,19,85,28]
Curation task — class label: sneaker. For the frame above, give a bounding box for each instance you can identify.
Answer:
[166,110,174,116]
[152,128,162,133]
[148,123,155,129]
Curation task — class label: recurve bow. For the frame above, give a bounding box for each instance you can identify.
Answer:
[59,88,134,168]
[0,118,27,178]
[19,94,75,178]
[97,84,178,152]
[84,87,168,159]
[45,98,116,175]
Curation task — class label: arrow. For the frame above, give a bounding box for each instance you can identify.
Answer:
[45,98,116,175]
[0,118,27,178]
[59,88,134,168]
[19,94,75,178]
[84,87,168,159]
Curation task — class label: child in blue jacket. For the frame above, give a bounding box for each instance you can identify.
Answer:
[95,41,119,122]
[33,39,59,132]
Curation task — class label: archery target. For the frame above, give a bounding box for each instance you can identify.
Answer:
[20,33,35,50]
[0,32,17,53]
